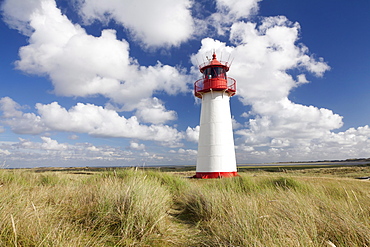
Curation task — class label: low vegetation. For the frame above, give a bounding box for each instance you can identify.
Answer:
[0,165,370,246]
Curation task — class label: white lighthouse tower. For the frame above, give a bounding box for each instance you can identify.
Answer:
[193,53,238,178]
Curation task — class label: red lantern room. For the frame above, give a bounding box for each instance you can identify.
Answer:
[194,53,236,98]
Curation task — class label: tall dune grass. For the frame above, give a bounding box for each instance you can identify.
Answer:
[0,167,369,246]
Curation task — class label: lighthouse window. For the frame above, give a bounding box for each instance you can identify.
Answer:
[203,67,226,79]
[215,67,226,79]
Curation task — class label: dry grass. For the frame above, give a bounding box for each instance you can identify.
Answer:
[0,166,370,246]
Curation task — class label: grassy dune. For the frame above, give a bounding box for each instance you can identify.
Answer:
[0,166,369,246]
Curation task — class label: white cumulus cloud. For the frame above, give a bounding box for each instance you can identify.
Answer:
[129,141,145,151]
[210,0,261,35]
[41,136,68,150]
[0,97,183,145]
[76,0,195,48]
[4,0,188,112]
[177,148,197,155]
[185,126,200,142]
[1,0,43,35]
[135,97,177,124]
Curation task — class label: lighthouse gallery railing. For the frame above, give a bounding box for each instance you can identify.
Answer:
[194,77,236,98]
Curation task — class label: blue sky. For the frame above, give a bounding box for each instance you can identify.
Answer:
[0,0,370,168]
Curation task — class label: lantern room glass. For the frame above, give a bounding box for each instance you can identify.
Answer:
[203,67,226,79]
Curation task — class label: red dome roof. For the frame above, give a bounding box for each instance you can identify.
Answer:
[199,53,230,72]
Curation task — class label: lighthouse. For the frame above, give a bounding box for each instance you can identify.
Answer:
[194,53,238,178]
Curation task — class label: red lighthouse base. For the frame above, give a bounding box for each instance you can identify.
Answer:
[193,171,239,179]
